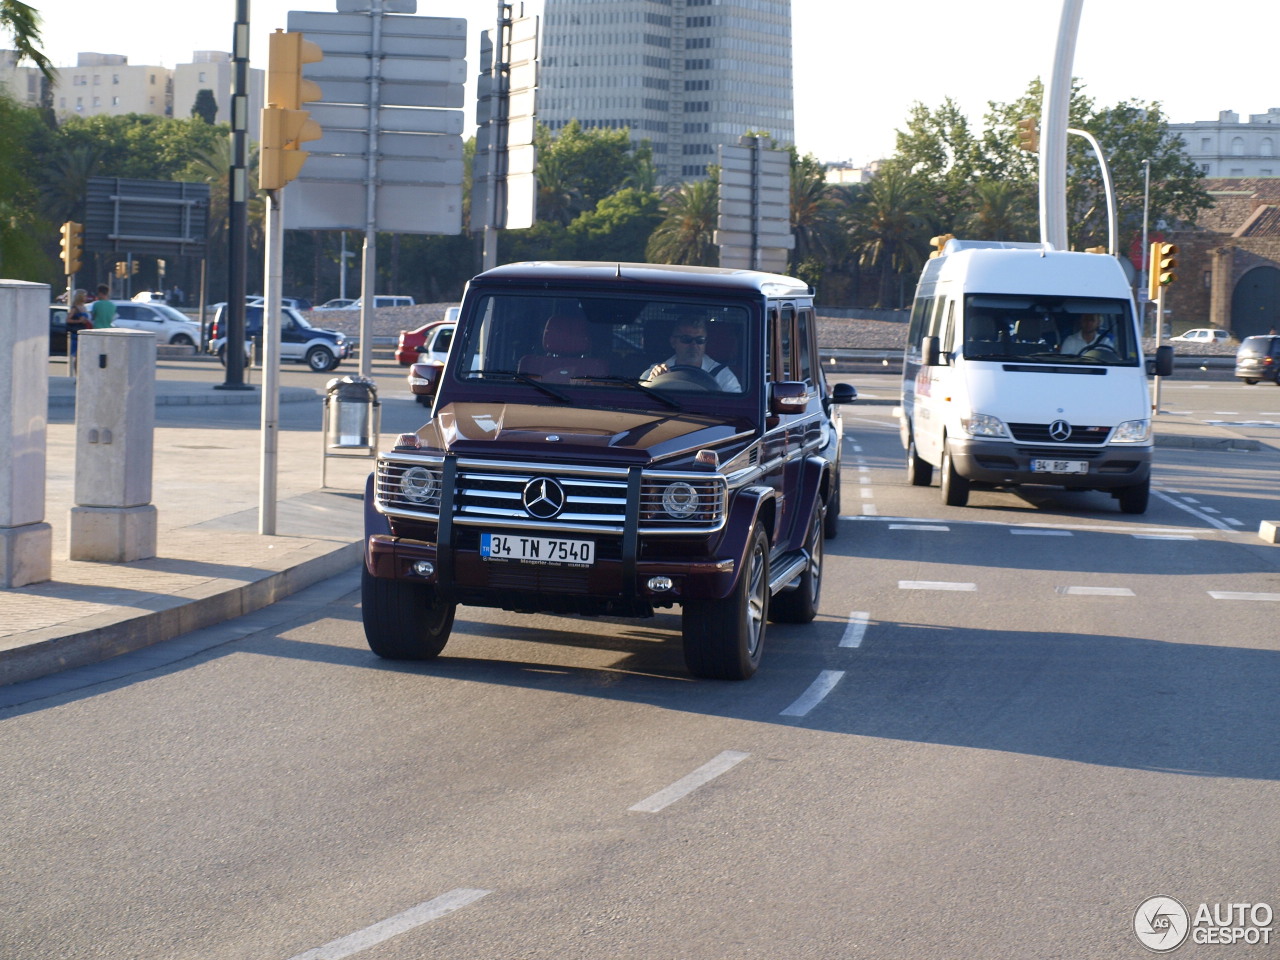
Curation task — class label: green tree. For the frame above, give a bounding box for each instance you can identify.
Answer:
[567,187,663,262]
[1,0,53,79]
[892,97,985,231]
[856,165,933,308]
[0,95,50,279]
[789,148,839,287]
[646,176,719,266]
[191,89,218,124]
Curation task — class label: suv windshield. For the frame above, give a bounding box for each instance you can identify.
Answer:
[454,293,751,398]
[959,294,1139,365]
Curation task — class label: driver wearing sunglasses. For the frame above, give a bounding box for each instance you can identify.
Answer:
[641,320,742,391]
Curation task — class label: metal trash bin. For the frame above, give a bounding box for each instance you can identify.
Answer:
[324,374,379,449]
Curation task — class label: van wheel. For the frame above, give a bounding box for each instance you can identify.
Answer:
[361,567,455,659]
[682,525,769,680]
[307,346,338,372]
[940,443,970,507]
[1115,479,1150,515]
[907,438,933,486]
[771,508,822,624]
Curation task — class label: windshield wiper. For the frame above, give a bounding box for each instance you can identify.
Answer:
[569,375,684,410]
[464,370,571,402]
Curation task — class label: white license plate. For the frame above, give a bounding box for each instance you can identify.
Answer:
[480,533,594,566]
[1032,458,1089,475]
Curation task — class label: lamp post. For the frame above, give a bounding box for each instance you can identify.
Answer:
[1141,158,1152,335]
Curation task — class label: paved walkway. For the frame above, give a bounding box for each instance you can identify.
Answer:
[0,376,1272,690]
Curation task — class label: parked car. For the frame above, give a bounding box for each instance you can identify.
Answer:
[209,302,349,372]
[351,295,415,309]
[49,304,70,355]
[111,300,201,347]
[365,261,857,680]
[314,298,357,311]
[395,307,460,365]
[1170,327,1235,345]
[1234,334,1280,385]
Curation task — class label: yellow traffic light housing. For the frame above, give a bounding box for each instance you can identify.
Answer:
[1016,116,1040,153]
[260,29,323,191]
[59,220,84,275]
[1148,241,1178,300]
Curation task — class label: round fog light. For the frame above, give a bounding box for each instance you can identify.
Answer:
[647,576,674,592]
[413,560,436,577]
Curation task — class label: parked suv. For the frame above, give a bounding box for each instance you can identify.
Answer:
[362,262,856,680]
[1235,334,1280,385]
[209,303,349,371]
[111,300,201,347]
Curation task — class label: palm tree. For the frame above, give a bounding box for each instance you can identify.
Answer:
[40,143,101,223]
[789,150,838,281]
[960,180,1036,242]
[856,166,932,308]
[1,0,53,79]
[645,177,718,266]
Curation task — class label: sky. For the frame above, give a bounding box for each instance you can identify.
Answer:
[30,0,1279,165]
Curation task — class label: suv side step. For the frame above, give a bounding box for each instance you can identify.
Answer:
[769,550,808,595]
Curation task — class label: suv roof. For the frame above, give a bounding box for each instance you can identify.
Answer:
[476,261,811,298]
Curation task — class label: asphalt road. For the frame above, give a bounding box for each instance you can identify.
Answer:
[5,372,1280,959]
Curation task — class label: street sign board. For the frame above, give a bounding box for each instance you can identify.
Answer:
[84,177,209,258]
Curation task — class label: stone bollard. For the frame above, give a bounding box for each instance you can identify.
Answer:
[0,281,53,587]
[69,329,157,562]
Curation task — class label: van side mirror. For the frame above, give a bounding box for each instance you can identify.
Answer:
[1154,344,1174,378]
[408,360,444,398]
[922,335,941,367]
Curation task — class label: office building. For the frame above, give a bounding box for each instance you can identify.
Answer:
[536,0,794,183]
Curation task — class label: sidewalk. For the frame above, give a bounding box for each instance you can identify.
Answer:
[0,379,1272,690]
[1,376,373,687]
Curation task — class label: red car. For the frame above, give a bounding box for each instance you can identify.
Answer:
[394,308,460,365]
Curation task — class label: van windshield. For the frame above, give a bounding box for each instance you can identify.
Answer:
[960,295,1139,365]
[453,292,752,402]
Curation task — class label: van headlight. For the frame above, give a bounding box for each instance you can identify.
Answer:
[959,413,1007,438]
[1111,419,1151,443]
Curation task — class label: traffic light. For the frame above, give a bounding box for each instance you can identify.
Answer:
[1016,116,1039,153]
[260,29,323,191]
[1148,241,1178,300]
[59,221,83,275]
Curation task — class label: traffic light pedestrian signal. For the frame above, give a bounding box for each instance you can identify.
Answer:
[59,221,83,275]
[1016,116,1039,153]
[260,29,323,191]
[1148,241,1178,300]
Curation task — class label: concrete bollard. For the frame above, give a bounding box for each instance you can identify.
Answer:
[69,329,157,562]
[0,281,53,587]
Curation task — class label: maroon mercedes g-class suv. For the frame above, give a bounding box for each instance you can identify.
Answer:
[362,261,855,679]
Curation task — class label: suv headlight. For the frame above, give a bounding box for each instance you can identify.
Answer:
[400,465,440,504]
[1111,419,1151,443]
[661,482,700,519]
[959,413,1008,438]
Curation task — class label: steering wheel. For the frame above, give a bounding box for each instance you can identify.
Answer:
[652,364,720,391]
[1082,345,1120,362]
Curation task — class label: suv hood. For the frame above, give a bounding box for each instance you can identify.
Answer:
[426,401,754,465]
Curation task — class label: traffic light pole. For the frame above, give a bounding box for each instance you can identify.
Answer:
[219,0,252,392]
[259,188,285,535]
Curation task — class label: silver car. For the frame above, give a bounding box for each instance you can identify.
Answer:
[110,300,201,347]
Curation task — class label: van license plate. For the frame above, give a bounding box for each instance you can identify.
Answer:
[481,533,594,566]
[1032,459,1088,475]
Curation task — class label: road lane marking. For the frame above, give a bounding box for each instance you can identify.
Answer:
[1208,591,1280,602]
[780,670,845,717]
[1134,534,1197,540]
[839,611,870,648]
[1056,586,1136,597]
[1010,529,1072,536]
[861,503,878,516]
[859,487,874,498]
[285,889,492,960]
[899,580,976,591]
[1151,489,1236,532]
[629,751,750,813]
[889,523,950,531]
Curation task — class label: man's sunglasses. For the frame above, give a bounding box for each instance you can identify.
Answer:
[674,335,707,345]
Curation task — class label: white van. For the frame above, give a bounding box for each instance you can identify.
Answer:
[899,239,1173,514]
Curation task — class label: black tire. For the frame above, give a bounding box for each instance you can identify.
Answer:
[771,508,822,624]
[682,525,769,680]
[907,437,933,486]
[1115,478,1150,515]
[823,467,841,539]
[170,333,195,347]
[216,345,227,367]
[1243,378,1259,385]
[307,345,338,372]
[361,566,455,660]
[940,442,970,507]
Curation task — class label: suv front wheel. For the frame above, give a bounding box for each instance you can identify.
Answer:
[362,567,455,659]
[306,345,338,372]
[681,525,769,680]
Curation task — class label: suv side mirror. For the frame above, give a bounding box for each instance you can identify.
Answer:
[829,382,857,404]
[408,360,444,398]
[769,381,809,415]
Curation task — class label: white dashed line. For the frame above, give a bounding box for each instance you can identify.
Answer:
[285,889,492,960]
[1056,586,1136,597]
[899,580,977,591]
[1134,534,1197,540]
[888,524,950,531]
[1010,529,1072,536]
[628,751,750,813]
[861,503,878,516]
[1208,591,1280,602]
[839,611,871,648]
[780,670,846,717]
[859,487,874,499]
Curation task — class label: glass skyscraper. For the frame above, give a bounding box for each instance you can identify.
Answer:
[535,0,794,183]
